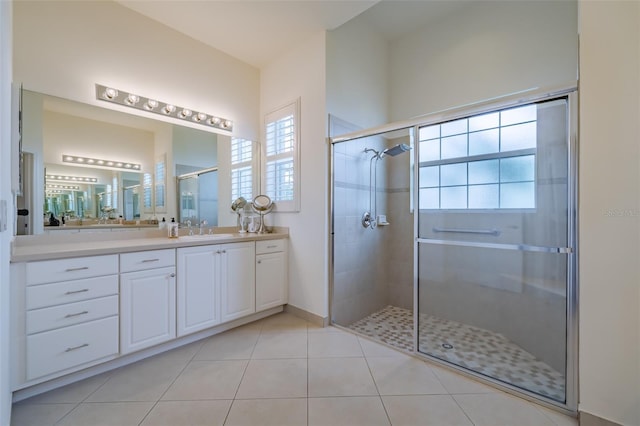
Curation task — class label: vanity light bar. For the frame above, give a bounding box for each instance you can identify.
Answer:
[63,154,141,171]
[47,184,80,190]
[46,174,98,183]
[95,84,233,132]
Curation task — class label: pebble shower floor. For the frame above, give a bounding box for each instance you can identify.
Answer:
[348,305,565,402]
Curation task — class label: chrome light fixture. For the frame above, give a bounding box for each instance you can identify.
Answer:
[96,84,233,132]
[47,184,80,190]
[46,174,98,183]
[63,154,141,171]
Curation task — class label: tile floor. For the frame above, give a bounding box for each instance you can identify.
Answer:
[348,305,566,401]
[11,312,578,426]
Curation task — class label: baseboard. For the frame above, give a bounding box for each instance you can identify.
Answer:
[284,304,329,327]
[579,411,623,426]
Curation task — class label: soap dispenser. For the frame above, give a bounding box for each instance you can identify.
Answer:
[168,217,179,238]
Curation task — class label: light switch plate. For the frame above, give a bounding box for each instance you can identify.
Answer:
[0,199,6,232]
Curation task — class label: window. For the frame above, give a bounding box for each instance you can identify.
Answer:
[418,104,537,210]
[263,99,300,211]
[111,175,118,211]
[143,172,153,211]
[231,137,254,202]
[154,154,166,212]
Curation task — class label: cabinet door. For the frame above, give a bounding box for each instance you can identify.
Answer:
[177,246,220,336]
[256,251,288,312]
[120,267,176,354]
[220,242,256,323]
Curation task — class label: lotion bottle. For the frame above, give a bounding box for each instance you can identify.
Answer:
[168,217,178,238]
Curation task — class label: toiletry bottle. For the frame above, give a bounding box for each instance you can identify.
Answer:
[159,217,166,230]
[168,217,178,238]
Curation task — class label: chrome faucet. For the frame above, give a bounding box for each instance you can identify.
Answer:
[186,220,193,236]
[200,220,208,235]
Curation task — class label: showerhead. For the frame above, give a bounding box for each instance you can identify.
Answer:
[381,143,411,157]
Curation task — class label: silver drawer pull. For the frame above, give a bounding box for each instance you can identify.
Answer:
[142,258,160,263]
[65,266,89,272]
[267,245,278,249]
[65,343,89,352]
[65,310,89,318]
[65,289,89,295]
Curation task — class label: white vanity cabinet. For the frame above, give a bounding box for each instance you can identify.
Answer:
[255,239,288,312]
[220,242,256,323]
[19,255,119,382]
[120,249,176,354]
[177,241,255,336]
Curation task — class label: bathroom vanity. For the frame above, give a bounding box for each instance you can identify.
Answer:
[9,229,288,398]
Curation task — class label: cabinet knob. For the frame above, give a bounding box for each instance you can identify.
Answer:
[257,260,262,264]
[169,273,176,278]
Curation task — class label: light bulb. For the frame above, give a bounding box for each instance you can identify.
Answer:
[194,112,207,122]
[103,88,118,100]
[180,109,192,118]
[163,104,176,114]
[209,117,221,125]
[145,99,158,110]
[126,94,140,105]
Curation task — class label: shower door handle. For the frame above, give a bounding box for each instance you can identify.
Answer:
[432,227,501,236]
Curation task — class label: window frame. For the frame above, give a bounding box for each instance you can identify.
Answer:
[262,98,301,212]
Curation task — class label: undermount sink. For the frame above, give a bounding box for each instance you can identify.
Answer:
[179,233,234,240]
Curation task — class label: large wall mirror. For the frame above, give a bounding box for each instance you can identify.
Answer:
[17,89,253,235]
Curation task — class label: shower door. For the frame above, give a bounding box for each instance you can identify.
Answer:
[416,95,576,408]
[177,168,219,226]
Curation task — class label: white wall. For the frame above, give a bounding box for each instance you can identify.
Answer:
[43,111,155,171]
[13,0,260,141]
[326,15,389,130]
[0,1,12,424]
[389,0,578,120]
[261,32,328,318]
[578,2,640,425]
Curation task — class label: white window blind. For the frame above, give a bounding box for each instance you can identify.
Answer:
[263,99,300,212]
[143,172,153,210]
[231,137,254,202]
[112,176,118,211]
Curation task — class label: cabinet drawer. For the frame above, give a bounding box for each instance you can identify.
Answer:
[120,249,175,273]
[26,255,118,286]
[256,239,286,254]
[27,295,119,335]
[26,316,119,380]
[26,275,118,310]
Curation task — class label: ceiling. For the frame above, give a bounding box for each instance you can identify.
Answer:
[117,0,471,69]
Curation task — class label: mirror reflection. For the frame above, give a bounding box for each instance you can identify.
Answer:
[18,90,237,234]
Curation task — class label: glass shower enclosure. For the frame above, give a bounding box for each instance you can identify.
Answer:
[329,89,577,412]
[176,167,219,227]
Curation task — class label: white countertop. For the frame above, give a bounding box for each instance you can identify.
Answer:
[11,227,288,262]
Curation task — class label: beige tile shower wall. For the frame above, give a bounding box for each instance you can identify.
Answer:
[383,138,414,311]
[332,136,389,326]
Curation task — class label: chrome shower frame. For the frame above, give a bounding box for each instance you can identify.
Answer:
[328,82,579,416]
